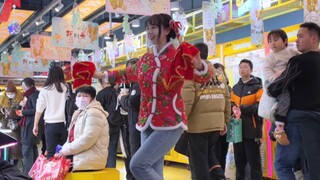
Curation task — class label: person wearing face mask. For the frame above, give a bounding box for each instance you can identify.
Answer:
[15,78,44,173]
[0,80,23,166]
[55,86,109,171]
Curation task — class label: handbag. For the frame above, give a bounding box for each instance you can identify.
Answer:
[226,117,242,143]
[258,91,277,121]
[29,154,71,180]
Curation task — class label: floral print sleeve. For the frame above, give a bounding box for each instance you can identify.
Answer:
[106,60,140,84]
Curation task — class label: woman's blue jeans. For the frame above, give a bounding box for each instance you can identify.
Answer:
[130,127,183,180]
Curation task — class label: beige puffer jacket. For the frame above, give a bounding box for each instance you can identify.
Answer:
[61,100,109,171]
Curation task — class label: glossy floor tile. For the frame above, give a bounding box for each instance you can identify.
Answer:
[116,158,191,180]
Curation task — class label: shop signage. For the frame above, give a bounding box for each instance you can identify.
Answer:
[11,48,51,72]
[105,0,170,16]
[30,35,72,61]
[52,17,99,50]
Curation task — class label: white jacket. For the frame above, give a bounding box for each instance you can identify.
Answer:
[263,48,299,83]
[61,100,109,171]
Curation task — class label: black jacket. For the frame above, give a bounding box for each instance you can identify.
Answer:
[231,76,263,139]
[119,82,141,126]
[96,86,117,125]
[21,90,44,145]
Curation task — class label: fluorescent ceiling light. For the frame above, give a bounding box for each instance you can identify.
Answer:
[36,19,45,26]
[22,31,30,37]
[11,41,19,48]
[55,3,64,12]
[132,19,140,28]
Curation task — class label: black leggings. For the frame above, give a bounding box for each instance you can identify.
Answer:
[44,122,67,159]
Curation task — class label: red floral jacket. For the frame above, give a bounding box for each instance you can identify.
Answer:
[107,42,213,131]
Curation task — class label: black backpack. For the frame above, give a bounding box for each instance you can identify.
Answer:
[65,83,78,128]
[107,90,126,126]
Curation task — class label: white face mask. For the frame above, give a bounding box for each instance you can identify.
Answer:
[75,96,91,110]
[6,93,15,99]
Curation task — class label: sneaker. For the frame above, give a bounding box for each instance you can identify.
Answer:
[210,167,226,180]
[273,130,290,145]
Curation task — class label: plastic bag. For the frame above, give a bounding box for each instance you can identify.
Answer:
[226,118,242,143]
[258,92,277,121]
[29,154,71,180]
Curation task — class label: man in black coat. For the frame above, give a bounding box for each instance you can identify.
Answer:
[18,78,44,173]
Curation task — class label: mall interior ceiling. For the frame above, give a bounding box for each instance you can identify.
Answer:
[0,0,204,54]
[0,0,204,85]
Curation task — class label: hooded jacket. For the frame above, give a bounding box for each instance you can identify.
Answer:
[61,100,109,171]
[182,64,231,133]
[231,76,263,139]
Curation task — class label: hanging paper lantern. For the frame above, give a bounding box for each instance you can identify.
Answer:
[8,21,21,35]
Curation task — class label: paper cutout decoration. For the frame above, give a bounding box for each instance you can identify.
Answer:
[52,17,99,50]
[304,0,320,26]
[202,1,217,56]
[71,2,82,28]
[12,47,51,72]
[122,14,132,35]
[250,0,264,46]
[106,38,118,68]
[105,0,170,16]
[172,12,189,37]
[30,35,72,61]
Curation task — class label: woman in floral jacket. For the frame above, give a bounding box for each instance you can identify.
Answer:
[105,13,212,180]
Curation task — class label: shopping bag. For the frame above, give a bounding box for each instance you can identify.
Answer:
[258,92,277,121]
[226,118,242,143]
[29,154,71,180]
[28,154,47,179]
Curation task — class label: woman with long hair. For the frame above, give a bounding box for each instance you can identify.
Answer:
[104,13,213,180]
[33,66,68,159]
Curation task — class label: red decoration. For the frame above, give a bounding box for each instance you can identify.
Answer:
[0,0,21,22]
[72,61,96,89]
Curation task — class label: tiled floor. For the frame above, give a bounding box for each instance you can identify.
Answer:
[116,158,191,180]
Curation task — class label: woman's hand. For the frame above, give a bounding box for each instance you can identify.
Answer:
[16,110,23,117]
[54,151,65,158]
[193,53,204,71]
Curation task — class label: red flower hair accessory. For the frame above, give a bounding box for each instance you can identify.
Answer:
[169,19,181,38]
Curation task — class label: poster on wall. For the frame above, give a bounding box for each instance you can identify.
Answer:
[105,0,170,16]
[250,0,264,46]
[52,17,99,50]
[303,0,320,26]
[11,48,51,72]
[30,35,72,61]
[202,1,217,56]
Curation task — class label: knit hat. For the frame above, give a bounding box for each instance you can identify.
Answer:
[5,80,17,92]
[72,61,96,89]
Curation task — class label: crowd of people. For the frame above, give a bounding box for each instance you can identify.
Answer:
[0,12,320,180]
